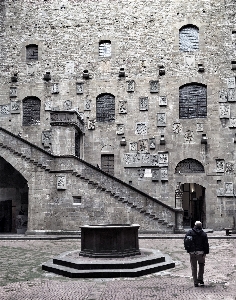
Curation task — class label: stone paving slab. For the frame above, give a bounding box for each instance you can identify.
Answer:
[0,237,235,299]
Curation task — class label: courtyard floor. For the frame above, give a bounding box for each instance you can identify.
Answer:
[0,232,235,300]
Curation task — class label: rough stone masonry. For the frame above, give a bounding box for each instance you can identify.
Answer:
[0,0,235,233]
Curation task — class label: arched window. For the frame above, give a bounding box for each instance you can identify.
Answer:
[23,97,41,126]
[26,44,38,60]
[96,93,115,122]
[179,83,207,119]
[179,25,199,52]
[175,159,205,173]
[99,40,111,57]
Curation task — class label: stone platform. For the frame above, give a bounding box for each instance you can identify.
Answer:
[42,248,175,278]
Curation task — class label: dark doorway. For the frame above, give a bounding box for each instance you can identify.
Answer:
[181,183,206,228]
[0,157,28,233]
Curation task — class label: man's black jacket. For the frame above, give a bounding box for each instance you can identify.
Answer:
[184,227,209,254]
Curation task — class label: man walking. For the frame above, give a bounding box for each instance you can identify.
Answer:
[184,221,209,287]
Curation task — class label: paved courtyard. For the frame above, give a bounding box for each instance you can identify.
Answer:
[0,232,235,299]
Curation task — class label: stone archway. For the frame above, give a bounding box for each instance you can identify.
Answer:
[0,156,28,233]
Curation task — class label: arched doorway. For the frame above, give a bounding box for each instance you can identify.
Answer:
[175,158,206,228]
[181,183,206,228]
[0,157,28,233]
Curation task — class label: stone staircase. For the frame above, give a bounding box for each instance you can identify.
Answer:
[0,127,183,233]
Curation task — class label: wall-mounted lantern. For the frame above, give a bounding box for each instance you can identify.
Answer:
[119,68,125,77]
[120,136,127,146]
[201,133,207,144]
[159,65,165,76]
[160,134,166,145]
[43,72,51,81]
[83,70,90,79]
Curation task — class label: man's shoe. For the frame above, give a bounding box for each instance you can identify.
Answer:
[198,280,204,286]
[194,283,199,287]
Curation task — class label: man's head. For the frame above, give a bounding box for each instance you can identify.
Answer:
[195,221,202,228]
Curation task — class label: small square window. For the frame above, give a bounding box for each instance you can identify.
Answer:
[26,44,38,60]
[73,196,82,205]
[99,41,111,58]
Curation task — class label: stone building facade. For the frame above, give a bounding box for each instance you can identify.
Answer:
[0,0,235,234]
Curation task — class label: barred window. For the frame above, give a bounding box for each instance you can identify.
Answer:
[23,97,41,126]
[99,40,111,57]
[175,159,205,173]
[96,93,115,122]
[101,154,114,176]
[179,25,199,52]
[179,83,207,119]
[26,44,38,60]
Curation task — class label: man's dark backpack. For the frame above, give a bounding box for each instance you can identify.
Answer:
[184,234,195,252]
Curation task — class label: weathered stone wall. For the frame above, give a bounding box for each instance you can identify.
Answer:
[0,0,235,230]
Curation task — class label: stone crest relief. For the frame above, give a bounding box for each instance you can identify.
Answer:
[159,152,168,166]
[219,103,230,119]
[63,100,72,110]
[173,123,182,134]
[150,80,159,93]
[129,142,137,152]
[151,168,159,181]
[149,138,156,150]
[157,113,166,127]
[227,77,235,89]
[137,139,149,153]
[139,97,148,111]
[216,159,225,172]
[116,124,124,135]
[52,83,59,94]
[135,123,147,135]
[225,182,234,196]
[88,119,96,130]
[127,80,135,92]
[57,175,67,190]
[119,101,127,114]
[159,96,167,106]
[228,89,236,102]
[0,104,10,115]
[76,82,84,94]
[84,99,92,111]
[138,168,145,178]
[196,123,203,132]
[219,90,228,102]
[11,101,20,114]
[225,162,234,174]
[10,87,17,98]
[184,130,194,143]
[42,131,52,148]
[160,168,168,181]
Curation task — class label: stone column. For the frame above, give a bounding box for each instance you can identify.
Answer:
[174,208,185,233]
